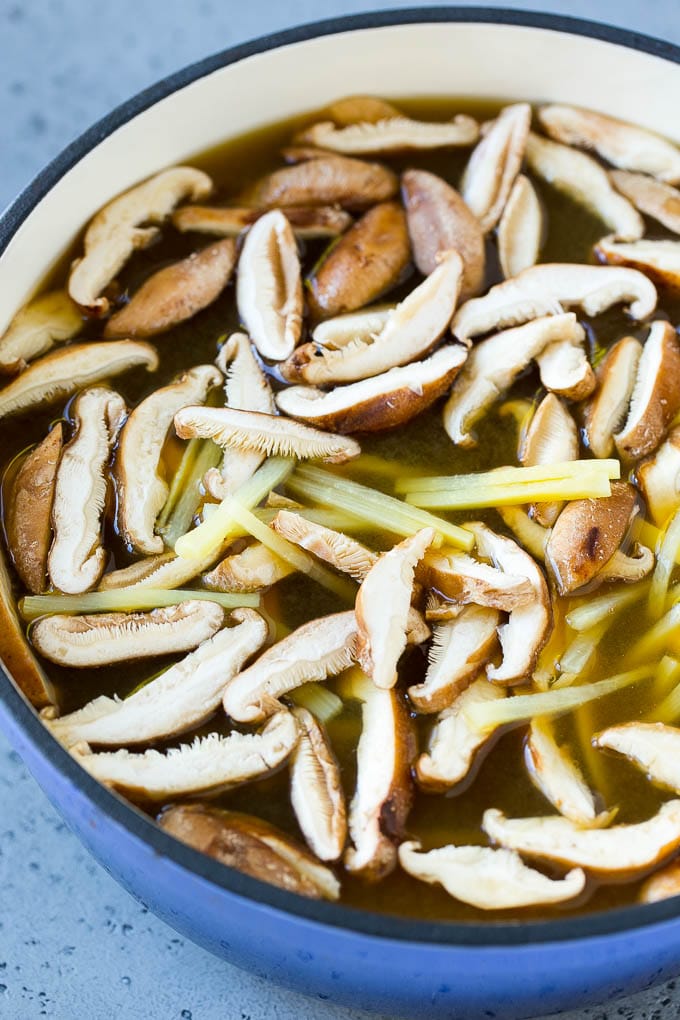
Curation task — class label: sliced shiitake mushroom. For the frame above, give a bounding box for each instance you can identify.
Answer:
[595,237,680,292]
[310,305,393,350]
[595,722,680,793]
[290,707,347,862]
[637,426,680,526]
[615,321,680,461]
[0,544,55,708]
[0,291,82,375]
[420,548,533,611]
[326,95,401,126]
[240,153,398,211]
[519,394,580,527]
[271,510,377,580]
[598,543,654,583]
[610,171,680,235]
[526,718,604,827]
[460,103,531,233]
[497,174,543,280]
[202,541,295,593]
[172,204,353,240]
[535,337,595,401]
[640,859,680,903]
[295,114,479,155]
[584,336,642,459]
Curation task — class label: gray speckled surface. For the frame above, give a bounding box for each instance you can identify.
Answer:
[2,1,680,1018]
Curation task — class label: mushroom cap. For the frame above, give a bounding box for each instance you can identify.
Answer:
[497,174,543,280]
[461,103,531,233]
[0,542,55,708]
[637,426,680,526]
[295,115,479,154]
[526,718,602,826]
[595,237,680,293]
[0,290,82,375]
[240,153,398,211]
[584,335,643,459]
[271,510,377,581]
[172,204,353,240]
[594,722,680,794]
[615,320,680,461]
[290,707,347,862]
[609,171,680,235]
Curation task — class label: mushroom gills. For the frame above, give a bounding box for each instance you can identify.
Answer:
[271,510,378,580]
[290,707,347,861]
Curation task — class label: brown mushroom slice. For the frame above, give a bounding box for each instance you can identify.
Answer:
[271,510,377,580]
[415,678,506,791]
[407,605,500,713]
[405,608,432,646]
[5,424,63,593]
[311,305,393,350]
[461,103,531,233]
[484,801,680,877]
[615,321,680,461]
[276,345,468,434]
[595,237,680,292]
[159,804,339,900]
[355,528,435,690]
[467,523,551,684]
[98,547,219,593]
[519,394,580,527]
[48,388,127,595]
[241,154,398,211]
[598,543,654,583]
[443,313,585,446]
[610,171,680,235]
[0,291,82,375]
[115,365,222,555]
[421,549,533,611]
[401,169,485,301]
[595,722,680,793]
[640,859,680,903]
[32,599,225,669]
[327,95,401,125]
[296,115,479,155]
[637,426,680,526]
[535,338,596,401]
[0,545,55,708]
[526,718,602,826]
[545,482,637,595]
[290,707,346,862]
[399,841,585,910]
[75,708,297,799]
[525,132,644,240]
[0,340,158,422]
[307,201,410,321]
[236,209,302,361]
[104,239,236,338]
[538,105,680,184]
[283,250,462,385]
[452,264,656,342]
[202,541,295,593]
[172,204,353,240]
[584,336,642,459]
[223,611,357,723]
[68,166,213,313]
[497,174,543,280]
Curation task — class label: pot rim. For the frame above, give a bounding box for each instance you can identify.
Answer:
[2,5,680,949]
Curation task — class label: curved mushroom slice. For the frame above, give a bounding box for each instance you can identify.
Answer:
[598,543,654,583]
[295,115,479,155]
[452,263,656,343]
[407,605,499,713]
[536,338,595,401]
[401,169,485,301]
[637,426,680,526]
[307,201,410,321]
[497,174,543,280]
[290,707,347,862]
[174,406,360,464]
[538,105,680,184]
[610,171,680,235]
[97,546,219,592]
[32,599,225,669]
[519,394,580,527]
[75,709,298,799]
[283,250,462,385]
[48,388,127,595]
[0,291,82,375]
[241,154,398,211]
[327,95,401,125]
[0,545,54,708]
[525,132,644,240]
[399,841,585,910]
[584,336,642,459]
[172,204,353,240]
[461,103,531,233]
[415,678,506,791]
[271,510,377,581]
[595,237,680,292]
[545,482,637,595]
[236,210,302,361]
[311,305,393,350]
[48,608,266,747]
[615,321,680,461]
[276,345,468,434]
[420,549,533,611]
[223,611,357,723]
[497,506,550,563]
[68,166,213,313]
[483,801,680,878]
[467,523,551,684]
[202,541,294,592]
[640,859,680,904]
[595,722,680,793]
[104,239,236,338]
[443,313,585,446]
[115,364,222,555]
[355,528,435,690]
[0,340,158,422]
[5,424,63,593]
[159,804,339,900]
[526,718,602,826]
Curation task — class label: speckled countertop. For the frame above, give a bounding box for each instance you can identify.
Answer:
[2,1,680,1018]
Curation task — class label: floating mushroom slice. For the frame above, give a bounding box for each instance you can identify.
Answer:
[637,427,680,526]
[467,523,551,684]
[443,313,585,446]
[311,305,393,350]
[615,321,680,461]
[295,114,479,155]
[584,336,642,459]
[525,132,644,240]
[271,510,377,580]
[595,237,680,292]
[290,707,347,862]
[115,364,221,555]
[0,340,158,422]
[461,103,531,233]
[202,541,295,592]
[241,153,398,211]
[598,543,654,583]
[497,174,543,280]
[5,424,63,593]
[0,291,82,375]
[519,394,579,527]
[223,611,357,723]
[48,388,127,595]
[595,722,680,793]
[307,201,410,321]
[415,678,506,791]
[545,482,637,595]
[401,169,485,301]
[640,859,680,903]
[610,171,680,235]
[421,548,533,611]
[74,708,297,799]
[283,250,462,384]
[538,105,680,184]
[98,547,218,592]
[355,528,434,690]
[32,599,225,669]
[483,801,680,877]
[104,239,236,338]
[172,204,353,239]
[0,544,54,708]
[398,841,585,910]
[535,338,596,401]
[276,345,467,434]
[68,166,213,312]
[407,605,500,713]
[159,804,339,900]
[526,718,602,826]
[327,95,401,126]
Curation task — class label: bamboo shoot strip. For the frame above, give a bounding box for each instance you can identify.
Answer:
[405,476,613,510]
[565,582,649,632]
[395,459,620,493]
[628,603,680,664]
[654,681,680,725]
[290,682,344,722]
[157,438,222,548]
[20,589,260,621]
[649,509,680,619]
